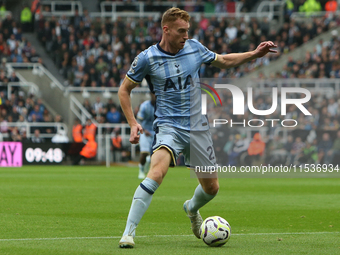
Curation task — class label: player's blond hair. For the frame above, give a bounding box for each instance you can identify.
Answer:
[161,7,190,27]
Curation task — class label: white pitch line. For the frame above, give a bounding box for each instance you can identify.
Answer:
[0,232,338,242]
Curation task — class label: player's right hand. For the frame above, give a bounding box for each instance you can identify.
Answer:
[130,124,143,144]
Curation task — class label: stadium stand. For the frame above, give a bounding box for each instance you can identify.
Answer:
[0,7,68,143]
[35,2,338,89]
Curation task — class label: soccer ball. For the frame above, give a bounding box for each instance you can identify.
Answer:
[199,216,231,247]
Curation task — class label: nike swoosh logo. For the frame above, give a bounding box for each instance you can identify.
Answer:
[133,197,143,200]
[159,61,167,66]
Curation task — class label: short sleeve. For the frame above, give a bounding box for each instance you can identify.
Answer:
[191,39,217,65]
[126,52,149,84]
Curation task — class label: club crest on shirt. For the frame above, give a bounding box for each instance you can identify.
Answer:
[132,56,138,68]
[129,56,139,73]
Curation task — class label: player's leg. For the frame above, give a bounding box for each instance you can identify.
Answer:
[184,173,219,239]
[183,130,219,238]
[146,147,171,184]
[138,152,148,179]
[119,148,171,248]
[144,155,151,175]
[138,133,150,179]
[190,173,219,212]
[142,135,153,176]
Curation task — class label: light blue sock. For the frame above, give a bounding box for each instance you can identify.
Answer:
[188,184,216,213]
[122,177,159,237]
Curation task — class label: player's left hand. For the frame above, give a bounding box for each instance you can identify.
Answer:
[254,41,277,58]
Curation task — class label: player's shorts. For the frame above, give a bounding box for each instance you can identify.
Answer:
[139,133,153,154]
[152,126,216,168]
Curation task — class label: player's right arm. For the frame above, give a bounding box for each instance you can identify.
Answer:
[118,77,143,144]
[120,52,150,144]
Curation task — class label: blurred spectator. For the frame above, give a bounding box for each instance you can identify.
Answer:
[325,1,337,13]
[228,134,249,166]
[8,71,20,83]
[16,114,28,134]
[83,118,96,141]
[0,115,8,133]
[204,0,215,14]
[106,106,121,124]
[31,129,45,143]
[318,133,333,164]
[111,130,123,162]
[299,0,322,13]
[328,130,340,164]
[288,136,305,164]
[29,104,43,122]
[31,0,41,32]
[298,141,318,164]
[267,135,287,165]
[247,133,266,164]
[72,119,83,143]
[93,96,103,114]
[72,139,97,165]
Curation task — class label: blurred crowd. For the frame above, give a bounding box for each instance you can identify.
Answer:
[211,129,340,167]
[34,4,339,87]
[260,28,340,79]
[82,96,126,125]
[0,85,64,142]
[0,12,44,65]
[208,87,340,166]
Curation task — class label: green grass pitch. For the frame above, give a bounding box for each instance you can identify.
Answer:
[0,166,339,255]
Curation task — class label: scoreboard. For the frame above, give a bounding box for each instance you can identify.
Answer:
[23,143,63,165]
[0,142,65,166]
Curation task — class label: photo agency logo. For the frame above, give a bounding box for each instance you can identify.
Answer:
[200,83,312,128]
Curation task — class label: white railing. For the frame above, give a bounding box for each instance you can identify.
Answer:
[2,122,68,139]
[96,123,137,164]
[257,0,285,15]
[100,1,200,13]
[41,1,83,16]
[70,95,98,125]
[100,1,243,14]
[6,63,151,95]
[65,86,150,95]
[98,1,277,21]
[91,11,277,21]
[0,82,39,97]
[7,63,66,92]
[103,133,138,167]
[291,11,340,19]
[256,0,285,22]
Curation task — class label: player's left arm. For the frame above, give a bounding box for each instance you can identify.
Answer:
[211,41,277,69]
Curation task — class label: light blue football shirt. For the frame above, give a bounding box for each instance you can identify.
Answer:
[137,100,155,135]
[127,39,217,131]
